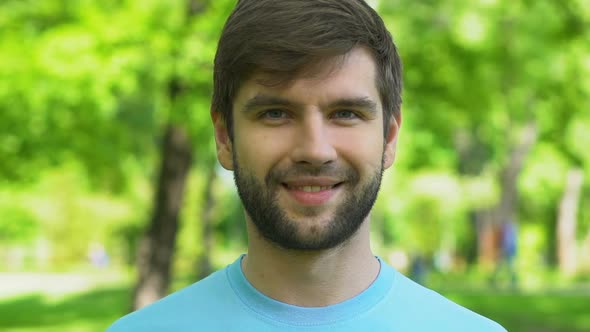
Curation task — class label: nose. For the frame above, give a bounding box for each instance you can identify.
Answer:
[290,112,337,165]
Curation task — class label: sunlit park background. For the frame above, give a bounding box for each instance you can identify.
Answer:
[1,0,590,331]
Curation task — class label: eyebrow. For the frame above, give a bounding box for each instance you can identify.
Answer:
[329,96,377,114]
[242,95,303,113]
[242,94,378,114]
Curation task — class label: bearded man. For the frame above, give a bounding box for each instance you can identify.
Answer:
[108,1,506,331]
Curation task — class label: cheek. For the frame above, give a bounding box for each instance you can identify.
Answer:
[333,130,384,166]
[234,131,292,177]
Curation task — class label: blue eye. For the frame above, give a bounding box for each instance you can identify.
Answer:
[262,109,287,119]
[333,110,358,119]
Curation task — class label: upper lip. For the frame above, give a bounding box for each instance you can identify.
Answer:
[282,177,342,188]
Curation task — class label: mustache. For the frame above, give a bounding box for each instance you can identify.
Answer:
[265,163,359,184]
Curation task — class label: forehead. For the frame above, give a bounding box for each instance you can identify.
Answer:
[234,47,381,108]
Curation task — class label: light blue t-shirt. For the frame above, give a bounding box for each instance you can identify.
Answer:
[107,256,506,331]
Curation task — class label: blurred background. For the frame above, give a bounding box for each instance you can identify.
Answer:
[1,0,589,331]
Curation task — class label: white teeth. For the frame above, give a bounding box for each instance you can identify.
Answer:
[299,186,332,192]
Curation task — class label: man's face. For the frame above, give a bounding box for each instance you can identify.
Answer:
[213,47,400,250]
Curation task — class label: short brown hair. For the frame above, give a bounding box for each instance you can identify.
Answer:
[212,0,402,138]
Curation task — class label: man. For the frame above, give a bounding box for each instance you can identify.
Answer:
[492,218,519,289]
[108,0,507,330]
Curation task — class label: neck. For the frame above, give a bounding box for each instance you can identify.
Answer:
[242,219,380,307]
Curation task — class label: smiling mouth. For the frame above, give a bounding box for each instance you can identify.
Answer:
[282,183,343,192]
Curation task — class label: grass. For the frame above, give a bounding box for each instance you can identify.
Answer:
[0,273,588,332]
[0,286,129,332]
[444,290,590,332]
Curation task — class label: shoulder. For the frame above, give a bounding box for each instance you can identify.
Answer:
[106,268,234,332]
[380,266,507,332]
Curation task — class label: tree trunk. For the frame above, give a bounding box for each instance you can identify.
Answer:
[196,164,217,280]
[496,122,537,222]
[478,121,537,265]
[128,0,207,311]
[131,125,192,310]
[557,169,584,276]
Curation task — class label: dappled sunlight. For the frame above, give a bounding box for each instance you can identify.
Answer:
[1,0,589,331]
[0,270,128,299]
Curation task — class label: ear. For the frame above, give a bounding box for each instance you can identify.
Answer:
[211,110,234,170]
[383,111,402,170]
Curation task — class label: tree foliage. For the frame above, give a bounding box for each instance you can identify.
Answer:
[0,0,589,275]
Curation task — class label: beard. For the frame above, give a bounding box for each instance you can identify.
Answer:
[233,153,384,251]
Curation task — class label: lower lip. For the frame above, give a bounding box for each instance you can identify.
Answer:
[284,186,338,206]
